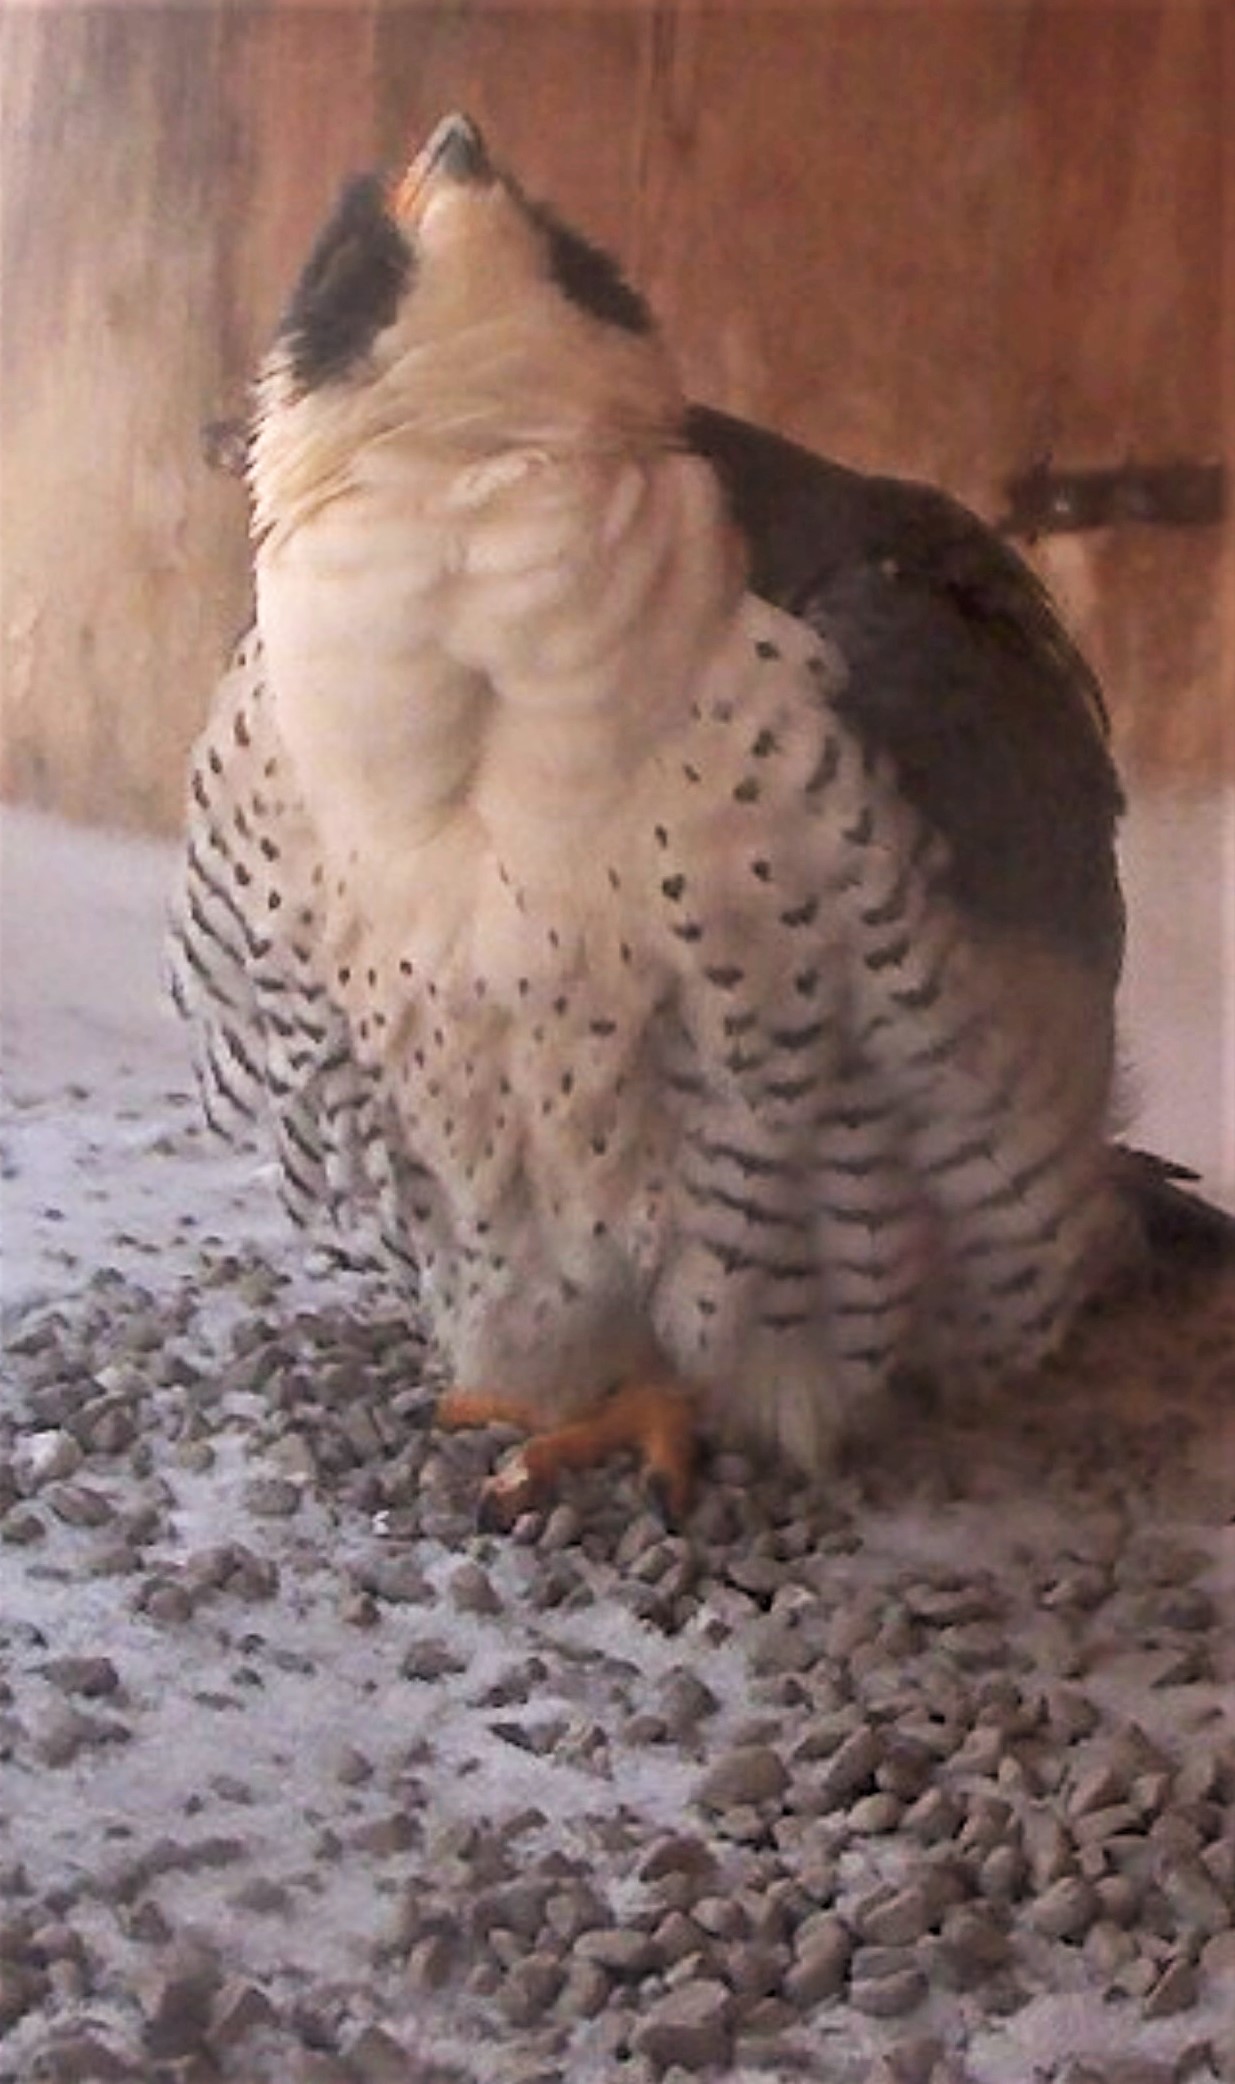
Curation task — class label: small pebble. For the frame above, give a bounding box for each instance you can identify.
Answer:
[208,1976,277,2045]
[14,1429,83,1489]
[36,1705,129,1768]
[343,2023,416,2083]
[41,1655,120,1698]
[44,1481,117,1527]
[938,1907,1011,1984]
[639,1835,717,1887]
[783,1916,852,2007]
[242,1474,302,1518]
[902,1787,964,1845]
[810,1724,881,1810]
[658,1668,720,1729]
[1159,1854,1232,1937]
[558,1957,611,2021]
[137,1578,196,1624]
[448,1560,503,1615]
[853,1884,936,1947]
[142,1961,221,2059]
[577,1927,660,1978]
[633,1978,735,2071]
[406,1932,457,1991]
[1029,1876,1099,1942]
[847,1791,903,1835]
[400,1637,468,1681]
[358,1555,435,1605]
[848,1960,928,2018]
[1141,1955,1200,2019]
[0,1960,38,2028]
[500,1953,563,2025]
[4,1250,1234,2084]
[696,1745,788,1812]
[350,1812,416,1857]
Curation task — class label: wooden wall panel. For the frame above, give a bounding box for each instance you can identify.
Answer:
[1,6,243,829]
[1010,1,1227,781]
[0,1,1228,833]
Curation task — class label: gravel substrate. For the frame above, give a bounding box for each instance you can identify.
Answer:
[1,1232,1233,2084]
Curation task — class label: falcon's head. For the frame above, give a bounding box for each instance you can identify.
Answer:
[250,113,685,542]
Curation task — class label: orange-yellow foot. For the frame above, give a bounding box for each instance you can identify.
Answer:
[437,1380,698,1531]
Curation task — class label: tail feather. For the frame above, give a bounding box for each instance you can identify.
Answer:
[1118,1145,1235,1265]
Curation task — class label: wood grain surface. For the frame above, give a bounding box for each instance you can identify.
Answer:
[1,2,1227,830]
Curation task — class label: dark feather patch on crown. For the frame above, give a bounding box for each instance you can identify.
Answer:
[523,197,653,336]
[279,175,412,393]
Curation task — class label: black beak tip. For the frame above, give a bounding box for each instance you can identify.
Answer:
[428,111,491,186]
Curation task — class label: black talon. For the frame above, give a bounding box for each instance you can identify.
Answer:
[643,1466,692,1531]
[476,1483,519,1536]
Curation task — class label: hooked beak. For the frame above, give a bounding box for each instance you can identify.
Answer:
[390,112,492,227]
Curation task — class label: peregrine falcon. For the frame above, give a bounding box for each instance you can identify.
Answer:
[172,113,1157,1520]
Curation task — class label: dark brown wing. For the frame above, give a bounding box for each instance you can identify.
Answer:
[689,406,1234,1267]
[689,405,1125,986]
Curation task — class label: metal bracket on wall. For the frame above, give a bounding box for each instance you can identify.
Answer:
[1001,460,1226,540]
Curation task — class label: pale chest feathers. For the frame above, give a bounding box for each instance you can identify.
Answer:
[255,445,745,914]
[328,849,681,1296]
[313,598,874,1242]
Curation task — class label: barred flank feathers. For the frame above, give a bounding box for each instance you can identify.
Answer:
[823,725,1126,1375]
[167,627,388,1233]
